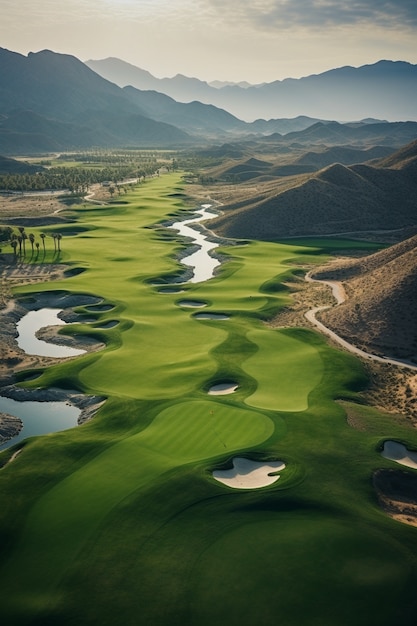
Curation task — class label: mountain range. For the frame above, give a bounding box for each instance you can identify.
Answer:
[86,57,417,122]
[208,139,417,240]
[0,48,191,152]
[1,48,417,154]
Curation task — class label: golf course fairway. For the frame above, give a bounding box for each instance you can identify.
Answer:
[1,173,417,626]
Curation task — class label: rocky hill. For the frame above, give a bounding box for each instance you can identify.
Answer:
[311,234,417,361]
[208,139,417,240]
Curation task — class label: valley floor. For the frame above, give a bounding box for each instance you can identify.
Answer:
[1,178,417,626]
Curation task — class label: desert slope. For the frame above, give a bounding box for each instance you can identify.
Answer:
[209,140,417,239]
[312,234,417,361]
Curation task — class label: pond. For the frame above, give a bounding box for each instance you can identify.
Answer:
[16,308,86,358]
[0,396,80,452]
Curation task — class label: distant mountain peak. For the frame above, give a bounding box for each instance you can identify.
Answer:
[86,57,417,122]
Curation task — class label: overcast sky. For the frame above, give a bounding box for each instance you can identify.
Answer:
[1,0,416,83]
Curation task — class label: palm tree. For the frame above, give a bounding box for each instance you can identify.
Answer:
[22,231,28,256]
[56,233,62,252]
[40,233,46,254]
[29,233,35,254]
[11,239,18,255]
[18,227,26,255]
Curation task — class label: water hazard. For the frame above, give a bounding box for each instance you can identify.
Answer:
[0,396,80,452]
[1,203,222,451]
[171,204,220,283]
[16,308,86,358]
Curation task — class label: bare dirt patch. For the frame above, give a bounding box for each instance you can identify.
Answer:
[0,193,70,222]
[0,413,23,445]
[363,362,417,424]
[1,261,68,307]
[373,469,417,527]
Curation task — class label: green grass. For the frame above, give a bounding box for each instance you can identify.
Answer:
[244,327,324,411]
[1,173,417,626]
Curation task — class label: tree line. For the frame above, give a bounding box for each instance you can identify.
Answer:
[0,166,139,194]
[0,225,62,258]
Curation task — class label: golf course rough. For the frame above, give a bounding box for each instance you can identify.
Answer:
[1,173,417,626]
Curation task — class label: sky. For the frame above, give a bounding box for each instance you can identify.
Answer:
[1,0,416,83]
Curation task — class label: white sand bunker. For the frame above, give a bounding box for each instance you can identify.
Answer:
[208,382,238,395]
[195,313,230,320]
[382,441,417,469]
[212,457,286,489]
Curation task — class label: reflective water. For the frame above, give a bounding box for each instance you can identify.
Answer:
[1,203,221,451]
[16,308,85,357]
[171,204,220,283]
[0,396,80,451]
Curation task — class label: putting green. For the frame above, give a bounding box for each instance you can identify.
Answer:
[141,400,276,459]
[0,400,276,618]
[244,328,324,412]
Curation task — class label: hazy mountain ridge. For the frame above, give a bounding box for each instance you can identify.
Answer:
[86,57,417,122]
[122,86,247,136]
[312,234,417,360]
[0,48,328,152]
[0,48,193,151]
[1,48,416,153]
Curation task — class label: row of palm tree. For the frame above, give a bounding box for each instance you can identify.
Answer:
[8,227,62,257]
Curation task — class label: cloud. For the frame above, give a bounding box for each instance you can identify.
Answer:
[204,0,417,30]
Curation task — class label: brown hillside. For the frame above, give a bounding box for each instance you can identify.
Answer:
[375,139,417,170]
[314,234,417,361]
[208,140,417,240]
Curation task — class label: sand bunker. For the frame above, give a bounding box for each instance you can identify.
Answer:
[158,287,185,294]
[208,382,239,395]
[212,457,286,489]
[194,313,230,320]
[178,300,207,308]
[96,320,119,329]
[382,441,417,469]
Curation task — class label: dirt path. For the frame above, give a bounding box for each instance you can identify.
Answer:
[305,272,417,372]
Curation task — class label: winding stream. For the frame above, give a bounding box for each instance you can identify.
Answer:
[0,202,222,451]
[171,204,220,283]
[16,308,86,358]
